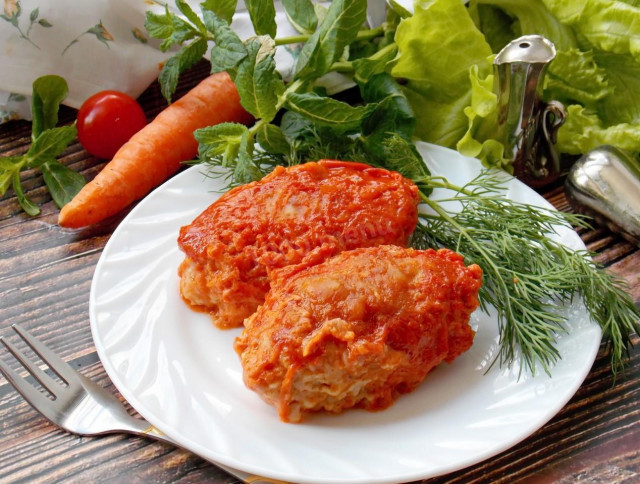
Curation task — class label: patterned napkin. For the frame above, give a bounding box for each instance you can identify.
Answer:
[0,0,353,124]
[0,0,169,123]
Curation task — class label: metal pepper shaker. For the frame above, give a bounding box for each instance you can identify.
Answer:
[565,145,640,246]
[493,35,566,187]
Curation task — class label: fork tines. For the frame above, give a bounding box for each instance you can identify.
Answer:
[0,324,74,406]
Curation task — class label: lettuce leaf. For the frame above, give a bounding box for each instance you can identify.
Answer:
[475,0,577,51]
[468,4,518,53]
[456,64,511,171]
[544,48,612,107]
[557,105,640,154]
[542,0,640,61]
[592,51,640,125]
[391,0,492,147]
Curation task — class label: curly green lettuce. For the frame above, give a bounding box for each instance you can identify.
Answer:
[393,0,640,169]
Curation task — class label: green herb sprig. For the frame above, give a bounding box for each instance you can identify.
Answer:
[145,0,417,186]
[0,75,84,215]
[146,0,639,376]
[410,171,639,377]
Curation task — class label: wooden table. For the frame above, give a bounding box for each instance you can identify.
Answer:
[1,61,639,484]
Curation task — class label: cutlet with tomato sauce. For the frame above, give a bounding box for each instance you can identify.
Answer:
[177,161,420,329]
[235,245,483,423]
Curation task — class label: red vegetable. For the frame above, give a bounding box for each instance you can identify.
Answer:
[77,90,147,159]
[59,72,253,228]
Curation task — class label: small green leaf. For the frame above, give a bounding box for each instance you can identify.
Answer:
[38,18,52,27]
[280,111,314,140]
[294,0,367,79]
[256,124,290,155]
[245,0,277,37]
[200,0,238,24]
[235,36,284,122]
[12,171,40,216]
[180,37,208,69]
[158,56,182,103]
[233,129,262,184]
[0,170,12,195]
[195,122,248,162]
[175,0,206,33]
[361,73,416,141]
[0,156,22,196]
[31,75,69,139]
[145,9,174,40]
[0,156,24,170]
[159,38,208,102]
[170,16,197,49]
[202,10,247,74]
[352,44,398,84]
[27,125,77,166]
[145,5,200,53]
[281,0,317,34]
[41,160,86,208]
[29,8,39,23]
[285,92,374,131]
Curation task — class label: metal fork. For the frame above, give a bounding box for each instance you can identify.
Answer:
[0,324,279,484]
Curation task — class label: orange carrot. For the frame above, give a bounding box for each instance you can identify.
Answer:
[58,72,253,228]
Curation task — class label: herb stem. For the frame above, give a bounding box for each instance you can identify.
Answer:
[331,61,354,73]
[417,192,510,304]
[274,26,384,46]
[274,33,308,46]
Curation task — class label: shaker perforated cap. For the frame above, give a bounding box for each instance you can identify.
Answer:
[494,34,556,65]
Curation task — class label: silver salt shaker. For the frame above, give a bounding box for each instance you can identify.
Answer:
[565,145,640,246]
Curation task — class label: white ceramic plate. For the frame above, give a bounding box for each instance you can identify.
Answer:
[90,142,601,484]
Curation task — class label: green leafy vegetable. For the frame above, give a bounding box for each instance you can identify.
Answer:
[0,75,81,214]
[234,36,284,122]
[293,0,367,79]
[285,92,373,131]
[281,0,318,34]
[542,0,640,60]
[476,0,577,51]
[543,49,612,107]
[41,160,86,207]
[200,0,237,24]
[32,75,68,138]
[202,10,247,74]
[245,0,277,38]
[394,0,640,169]
[391,0,493,146]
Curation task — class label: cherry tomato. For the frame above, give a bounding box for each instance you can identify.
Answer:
[77,90,147,159]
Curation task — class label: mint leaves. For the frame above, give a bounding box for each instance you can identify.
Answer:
[145,0,425,188]
[292,0,367,79]
[0,75,82,215]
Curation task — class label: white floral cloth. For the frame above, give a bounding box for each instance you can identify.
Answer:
[0,0,356,124]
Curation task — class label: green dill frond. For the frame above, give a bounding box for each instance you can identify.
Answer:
[414,172,640,376]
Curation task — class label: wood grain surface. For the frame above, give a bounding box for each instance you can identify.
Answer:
[1,61,639,484]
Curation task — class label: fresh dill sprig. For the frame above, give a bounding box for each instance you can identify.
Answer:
[412,172,640,377]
